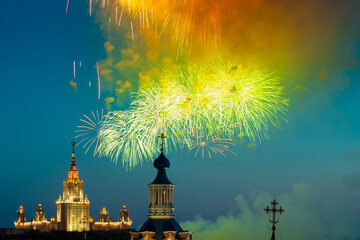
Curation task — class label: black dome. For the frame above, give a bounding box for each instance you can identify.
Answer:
[153,152,170,170]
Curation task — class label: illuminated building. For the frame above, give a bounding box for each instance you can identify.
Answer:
[56,141,90,231]
[16,206,26,223]
[100,207,109,222]
[120,205,130,222]
[131,135,192,240]
[90,206,132,231]
[35,204,45,221]
[15,141,131,232]
[14,205,57,232]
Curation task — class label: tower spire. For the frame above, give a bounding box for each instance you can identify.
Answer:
[264,199,285,240]
[67,141,79,183]
[71,141,76,165]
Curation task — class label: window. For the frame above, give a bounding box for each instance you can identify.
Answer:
[155,190,158,204]
[162,190,166,204]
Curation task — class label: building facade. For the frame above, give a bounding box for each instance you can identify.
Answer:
[131,144,192,240]
[14,142,131,232]
[89,206,132,231]
[14,205,57,232]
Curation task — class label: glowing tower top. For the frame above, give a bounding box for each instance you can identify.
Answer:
[56,141,90,231]
[68,141,79,182]
[62,141,85,201]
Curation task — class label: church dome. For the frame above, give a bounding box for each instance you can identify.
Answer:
[153,152,170,170]
[151,152,172,185]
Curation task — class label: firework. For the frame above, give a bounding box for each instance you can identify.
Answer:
[98,111,158,169]
[92,0,229,51]
[75,110,104,156]
[130,21,134,41]
[118,7,124,26]
[133,61,287,142]
[66,0,70,13]
[181,134,236,158]
[97,60,288,168]
[89,0,92,16]
[96,61,101,100]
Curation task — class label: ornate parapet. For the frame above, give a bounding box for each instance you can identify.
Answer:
[131,231,156,240]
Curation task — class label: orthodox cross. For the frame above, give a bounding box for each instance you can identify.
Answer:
[264,199,284,238]
[158,133,167,152]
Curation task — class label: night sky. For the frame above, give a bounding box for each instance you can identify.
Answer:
[1,1,360,239]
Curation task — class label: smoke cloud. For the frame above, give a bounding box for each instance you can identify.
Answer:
[89,0,359,109]
[181,170,360,240]
[181,172,360,240]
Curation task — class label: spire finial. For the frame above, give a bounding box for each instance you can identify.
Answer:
[158,133,167,152]
[264,199,284,240]
[71,141,76,165]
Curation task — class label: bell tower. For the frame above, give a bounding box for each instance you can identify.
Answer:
[147,145,175,219]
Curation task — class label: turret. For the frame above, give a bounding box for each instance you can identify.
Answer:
[100,207,109,222]
[120,205,130,222]
[16,206,26,223]
[35,204,45,221]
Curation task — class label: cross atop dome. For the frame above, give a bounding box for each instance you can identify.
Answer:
[154,133,170,171]
[152,134,171,181]
[158,133,168,153]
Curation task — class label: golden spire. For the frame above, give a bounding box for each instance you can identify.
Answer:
[68,141,79,182]
[71,141,76,165]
